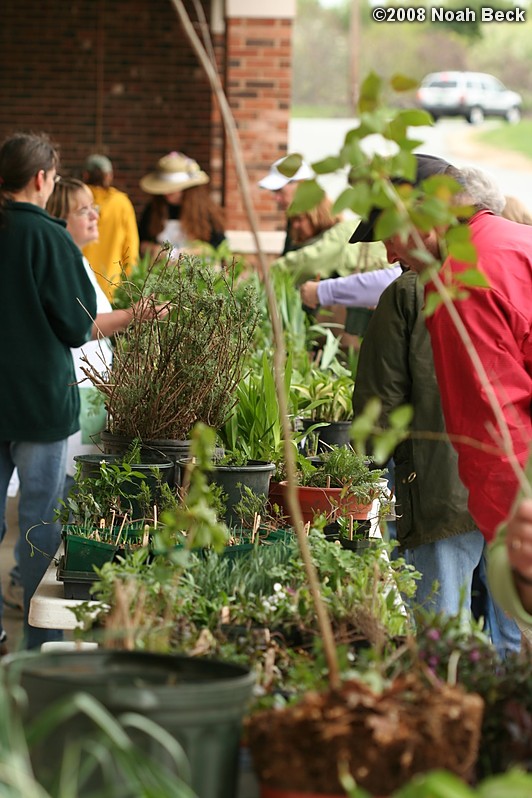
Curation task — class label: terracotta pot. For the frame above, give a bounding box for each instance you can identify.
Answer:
[261,790,388,798]
[260,787,347,798]
[273,481,372,525]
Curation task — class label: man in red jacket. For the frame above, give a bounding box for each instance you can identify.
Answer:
[350,156,532,543]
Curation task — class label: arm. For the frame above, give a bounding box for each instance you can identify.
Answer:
[488,452,532,624]
[506,498,532,613]
[272,228,346,285]
[91,297,170,340]
[307,266,402,309]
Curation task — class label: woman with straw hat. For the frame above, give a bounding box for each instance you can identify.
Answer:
[138,151,225,258]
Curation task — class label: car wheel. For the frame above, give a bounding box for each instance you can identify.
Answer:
[505,106,521,124]
[468,107,485,125]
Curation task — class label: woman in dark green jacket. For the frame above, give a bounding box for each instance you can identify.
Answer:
[0,133,97,650]
[352,270,520,654]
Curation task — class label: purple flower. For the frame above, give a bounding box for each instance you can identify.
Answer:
[426,629,441,641]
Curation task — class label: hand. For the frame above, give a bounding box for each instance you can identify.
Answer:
[506,498,532,605]
[300,280,320,309]
[131,294,171,322]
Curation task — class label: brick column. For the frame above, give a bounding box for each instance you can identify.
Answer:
[221,0,296,251]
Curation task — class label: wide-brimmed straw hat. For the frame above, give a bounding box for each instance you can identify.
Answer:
[140,152,210,194]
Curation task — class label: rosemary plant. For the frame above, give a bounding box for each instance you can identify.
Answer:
[82,252,259,441]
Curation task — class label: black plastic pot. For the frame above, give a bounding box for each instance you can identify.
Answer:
[5,649,254,798]
[73,452,174,519]
[100,430,191,488]
[299,419,353,453]
[210,461,276,526]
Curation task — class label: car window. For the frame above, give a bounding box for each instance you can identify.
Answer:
[428,80,458,89]
[482,77,505,92]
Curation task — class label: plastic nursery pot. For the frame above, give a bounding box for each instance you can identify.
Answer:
[299,418,353,453]
[61,527,118,573]
[55,556,101,600]
[73,452,174,519]
[277,482,372,526]
[5,649,255,798]
[209,461,276,527]
[221,527,294,561]
[99,430,191,488]
[61,523,144,573]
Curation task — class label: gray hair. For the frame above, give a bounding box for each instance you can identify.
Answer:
[444,165,505,215]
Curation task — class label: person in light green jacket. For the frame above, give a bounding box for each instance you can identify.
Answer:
[271,197,388,337]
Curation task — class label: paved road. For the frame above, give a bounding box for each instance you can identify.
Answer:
[289,117,532,208]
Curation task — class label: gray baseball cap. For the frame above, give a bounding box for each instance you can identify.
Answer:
[85,154,113,173]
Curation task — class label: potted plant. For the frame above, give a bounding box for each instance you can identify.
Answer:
[81,252,259,485]
[291,330,355,454]
[9,426,254,798]
[247,670,484,798]
[0,662,196,798]
[55,446,178,597]
[272,446,386,525]
[212,352,292,525]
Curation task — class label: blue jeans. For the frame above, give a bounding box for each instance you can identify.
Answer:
[405,529,521,657]
[0,440,67,649]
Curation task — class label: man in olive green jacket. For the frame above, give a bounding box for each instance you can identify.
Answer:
[352,270,519,652]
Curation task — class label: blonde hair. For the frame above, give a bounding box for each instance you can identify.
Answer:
[46,176,91,220]
[502,195,532,226]
[290,196,341,244]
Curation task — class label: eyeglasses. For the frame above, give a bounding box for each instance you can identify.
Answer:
[72,204,100,217]
[54,174,62,184]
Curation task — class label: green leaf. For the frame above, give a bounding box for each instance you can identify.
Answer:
[394,769,475,797]
[396,109,434,128]
[276,153,304,178]
[478,769,532,797]
[445,224,471,244]
[390,73,419,92]
[333,185,372,217]
[287,180,325,215]
[456,268,490,288]
[312,156,342,174]
[423,290,445,317]
[358,72,383,113]
[374,207,406,240]
[447,241,478,264]
[372,431,398,464]
[389,404,414,430]
[341,137,368,168]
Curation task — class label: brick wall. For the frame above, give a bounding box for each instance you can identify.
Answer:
[0,0,293,238]
[223,17,293,233]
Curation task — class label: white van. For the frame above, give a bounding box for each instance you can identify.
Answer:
[417,71,522,124]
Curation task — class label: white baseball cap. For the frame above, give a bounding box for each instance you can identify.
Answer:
[258,157,314,191]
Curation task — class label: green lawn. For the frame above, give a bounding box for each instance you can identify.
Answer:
[292,104,354,118]
[476,119,532,162]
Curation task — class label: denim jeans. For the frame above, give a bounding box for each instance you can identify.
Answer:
[0,440,67,649]
[405,529,521,657]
